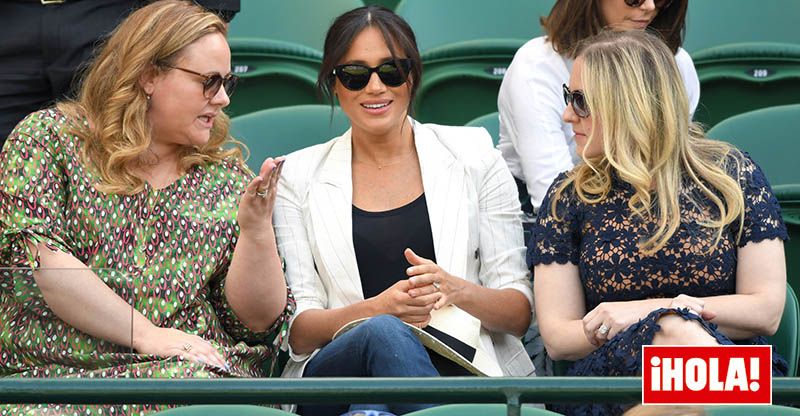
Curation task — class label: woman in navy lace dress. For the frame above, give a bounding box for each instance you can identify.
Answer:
[531,30,788,416]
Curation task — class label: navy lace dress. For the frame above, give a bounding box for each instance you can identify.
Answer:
[530,153,788,416]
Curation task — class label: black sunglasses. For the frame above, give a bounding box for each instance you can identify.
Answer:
[563,84,590,118]
[162,64,239,99]
[332,59,413,91]
[624,0,674,9]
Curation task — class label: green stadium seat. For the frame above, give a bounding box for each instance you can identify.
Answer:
[363,0,401,10]
[684,0,800,54]
[396,0,555,125]
[225,0,365,116]
[230,105,351,172]
[228,0,365,52]
[226,38,323,118]
[771,285,800,377]
[405,404,560,415]
[154,405,294,415]
[395,0,553,52]
[706,104,800,187]
[464,112,499,146]
[692,43,800,127]
[706,405,800,415]
[775,185,800,306]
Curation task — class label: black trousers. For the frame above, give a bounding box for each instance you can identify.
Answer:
[0,0,137,146]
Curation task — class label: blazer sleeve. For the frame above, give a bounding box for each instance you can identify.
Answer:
[474,133,534,307]
[273,154,328,361]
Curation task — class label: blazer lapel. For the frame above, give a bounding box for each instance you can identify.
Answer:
[414,122,472,279]
[308,130,364,305]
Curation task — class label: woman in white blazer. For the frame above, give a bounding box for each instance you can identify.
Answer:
[273,6,534,416]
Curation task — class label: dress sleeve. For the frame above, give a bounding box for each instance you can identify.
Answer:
[732,152,788,246]
[209,267,295,348]
[529,172,582,267]
[0,110,73,268]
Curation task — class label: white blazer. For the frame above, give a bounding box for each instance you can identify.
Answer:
[274,119,536,382]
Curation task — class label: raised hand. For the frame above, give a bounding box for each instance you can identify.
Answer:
[237,157,284,233]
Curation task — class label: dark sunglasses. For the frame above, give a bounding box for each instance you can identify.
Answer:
[563,84,590,118]
[624,0,674,9]
[163,64,239,99]
[332,59,413,91]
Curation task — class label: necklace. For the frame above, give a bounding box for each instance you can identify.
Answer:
[354,151,416,169]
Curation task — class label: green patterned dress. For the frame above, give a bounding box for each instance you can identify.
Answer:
[0,109,295,415]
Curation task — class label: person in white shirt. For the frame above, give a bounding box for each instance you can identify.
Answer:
[497,0,699,215]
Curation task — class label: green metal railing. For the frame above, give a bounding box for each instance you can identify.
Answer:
[1,377,800,416]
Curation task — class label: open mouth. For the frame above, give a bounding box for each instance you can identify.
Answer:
[361,101,391,110]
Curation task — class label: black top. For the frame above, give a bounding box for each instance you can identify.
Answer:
[353,193,436,299]
[353,193,471,376]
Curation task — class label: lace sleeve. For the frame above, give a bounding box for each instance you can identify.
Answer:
[733,152,788,246]
[529,172,581,267]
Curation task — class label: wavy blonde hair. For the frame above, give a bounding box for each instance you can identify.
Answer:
[552,30,744,254]
[57,0,244,195]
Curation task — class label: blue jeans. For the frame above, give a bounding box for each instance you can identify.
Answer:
[297,315,439,416]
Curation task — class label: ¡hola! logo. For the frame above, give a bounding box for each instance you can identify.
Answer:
[642,345,772,405]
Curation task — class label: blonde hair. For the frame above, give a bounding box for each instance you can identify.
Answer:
[57,0,244,195]
[552,30,744,254]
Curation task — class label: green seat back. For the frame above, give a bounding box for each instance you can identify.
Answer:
[415,39,523,125]
[230,105,351,172]
[227,38,323,118]
[706,405,800,415]
[692,43,800,127]
[405,404,561,415]
[228,0,365,52]
[363,0,401,10]
[465,112,499,146]
[154,405,294,415]
[396,0,555,125]
[684,0,800,54]
[707,104,800,187]
[770,285,800,377]
[395,0,554,52]
[775,185,800,314]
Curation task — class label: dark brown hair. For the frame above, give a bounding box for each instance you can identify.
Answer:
[541,0,687,57]
[318,5,422,115]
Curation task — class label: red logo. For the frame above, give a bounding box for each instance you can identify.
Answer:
[642,345,772,405]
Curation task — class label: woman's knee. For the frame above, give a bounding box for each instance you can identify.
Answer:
[355,314,416,345]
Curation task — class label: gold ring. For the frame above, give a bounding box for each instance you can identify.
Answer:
[255,189,268,198]
[182,343,192,352]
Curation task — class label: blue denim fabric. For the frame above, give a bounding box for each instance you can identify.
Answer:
[298,315,438,416]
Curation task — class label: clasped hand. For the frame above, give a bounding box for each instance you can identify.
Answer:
[582,294,716,347]
[371,248,464,328]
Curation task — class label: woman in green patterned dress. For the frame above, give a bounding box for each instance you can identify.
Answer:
[0,1,294,414]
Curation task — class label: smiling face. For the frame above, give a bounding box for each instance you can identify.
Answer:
[563,57,604,160]
[600,0,659,30]
[334,26,412,140]
[141,32,231,155]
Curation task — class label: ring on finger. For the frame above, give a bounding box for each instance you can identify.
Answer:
[597,324,610,336]
[182,343,193,352]
[255,189,268,198]
[432,281,441,291]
